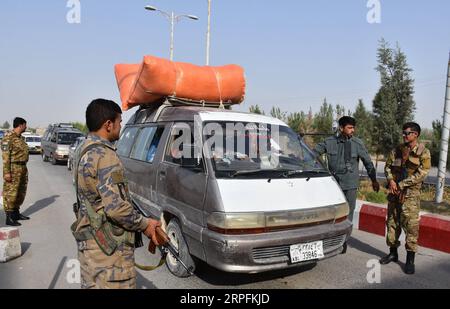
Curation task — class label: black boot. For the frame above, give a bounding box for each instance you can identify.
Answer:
[404,251,415,275]
[5,212,21,226]
[14,210,30,221]
[380,247,398,264]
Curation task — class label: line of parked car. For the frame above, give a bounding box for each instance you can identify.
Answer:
[5,124,86,169]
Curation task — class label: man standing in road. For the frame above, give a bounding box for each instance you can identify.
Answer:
[315,116,380,231]
[71,99,166,289]
[1,117,30,226]
[380,122,431,275]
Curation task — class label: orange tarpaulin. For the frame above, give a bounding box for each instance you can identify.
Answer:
[115,55,246,111]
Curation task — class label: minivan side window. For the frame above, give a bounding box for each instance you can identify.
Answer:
[130,126,164,163]
[164,123,195,166]
[117,127,139,157]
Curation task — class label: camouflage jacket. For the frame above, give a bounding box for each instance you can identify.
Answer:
[74,134,148,234]
[315,134,377,190]
[1,131,29,175]
[385,143,431,192]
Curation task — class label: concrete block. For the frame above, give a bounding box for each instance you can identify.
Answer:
[0,227,22,262]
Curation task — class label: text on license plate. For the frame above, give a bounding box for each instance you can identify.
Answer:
[289,240,324,263]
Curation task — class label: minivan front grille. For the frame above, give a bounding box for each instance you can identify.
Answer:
[252,234,346,263]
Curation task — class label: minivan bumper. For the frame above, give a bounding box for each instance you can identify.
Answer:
[202,220,352,273]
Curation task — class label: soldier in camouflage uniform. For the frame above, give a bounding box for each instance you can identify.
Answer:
[71,99,165,289]
[380,122,431,275]
[1,117,30,226]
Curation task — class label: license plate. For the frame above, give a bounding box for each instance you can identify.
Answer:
[290,240,324,263]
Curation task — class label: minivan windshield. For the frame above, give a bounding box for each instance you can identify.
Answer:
[57,132,83,145]
[203,122,328,179]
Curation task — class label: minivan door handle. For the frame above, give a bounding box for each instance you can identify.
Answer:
[159,170,166,180]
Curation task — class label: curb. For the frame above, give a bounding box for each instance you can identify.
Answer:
[353,200,450,254]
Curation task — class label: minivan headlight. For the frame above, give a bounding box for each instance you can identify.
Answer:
[207,212,265,231]
[207,203,349,235]
[334,202,349,222]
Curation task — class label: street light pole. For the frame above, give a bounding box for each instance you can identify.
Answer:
[436,52,450,203]
[206,0,211,65]
[170,11,175,61]
[145,5,198,61]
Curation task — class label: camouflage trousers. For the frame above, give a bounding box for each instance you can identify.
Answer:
[78,239,136,289]
[3,165,28,212]
[386,192,420,252]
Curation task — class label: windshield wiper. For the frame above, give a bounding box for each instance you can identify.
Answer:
[282,169,329,178]
[230,169,287,178]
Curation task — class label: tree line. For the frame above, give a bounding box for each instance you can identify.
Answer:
[248,39,446,167]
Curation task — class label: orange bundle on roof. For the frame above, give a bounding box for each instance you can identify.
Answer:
[115,55,246,111]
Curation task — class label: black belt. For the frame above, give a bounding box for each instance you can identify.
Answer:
[12,162,27,165]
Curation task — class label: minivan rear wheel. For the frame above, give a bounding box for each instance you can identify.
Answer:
[165,218,196,278]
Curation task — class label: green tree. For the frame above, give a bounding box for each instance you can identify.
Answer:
[429,120,449,168]
[353,99,374,151]
[270,107,287,122]
[249,105,265,115]
[2,121,10,129]
[287,112,306,134]
[372,39,416,156]
[312,98,334,142]
[71,122,88,134]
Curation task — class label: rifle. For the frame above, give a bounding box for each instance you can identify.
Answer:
[153,227,194,276]
[132,200,194,275]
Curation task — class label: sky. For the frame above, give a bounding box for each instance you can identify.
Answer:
[0,0,449,130]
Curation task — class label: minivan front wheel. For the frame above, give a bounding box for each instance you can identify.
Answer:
[51,154,57,165]
[165,218,196,278]
[42,152,48,162]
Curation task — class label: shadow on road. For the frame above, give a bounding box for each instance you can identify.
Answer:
[136,272,158,289]
[21,242,31,255]
[194,261,317,286]
[348,236,387,259]
[22,195,59,217]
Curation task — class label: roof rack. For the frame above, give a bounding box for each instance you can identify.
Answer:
[136,96,235,123]
[165,96,234,108]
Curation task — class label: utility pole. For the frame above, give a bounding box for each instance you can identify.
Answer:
[206,0,212,65]
[436,53,450,203]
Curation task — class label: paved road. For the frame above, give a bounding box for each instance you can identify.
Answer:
[1,155,449,289]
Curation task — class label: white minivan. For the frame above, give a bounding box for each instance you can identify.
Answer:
[118,101,352,277]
